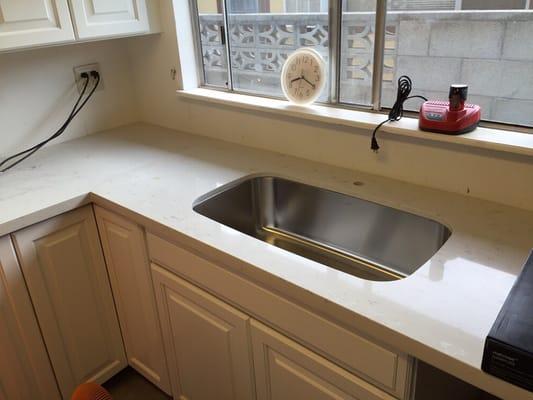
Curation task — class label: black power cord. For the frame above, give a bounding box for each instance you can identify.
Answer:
[370,75,427,152]
[0,71,101,173]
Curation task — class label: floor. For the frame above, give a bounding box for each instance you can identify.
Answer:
[101,364,502,400]
[103,368,171,400]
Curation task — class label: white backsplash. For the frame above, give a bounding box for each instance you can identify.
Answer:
[0,40,139,157]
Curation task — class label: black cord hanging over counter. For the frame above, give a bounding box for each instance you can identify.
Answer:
[0,71,101,173]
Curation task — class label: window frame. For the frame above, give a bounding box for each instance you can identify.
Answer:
[189,0,533,132]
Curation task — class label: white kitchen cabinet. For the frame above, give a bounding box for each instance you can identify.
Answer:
[94,206,170,394]
[250,319,396,400]
[0,0,75,51]
[147,233,412,399]
[0,236,61,400]
[151,264,255,400]
[68,0,150,39]
[12,205,127,399]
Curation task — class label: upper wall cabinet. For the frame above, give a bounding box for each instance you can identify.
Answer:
[0,0,75,51]
[0,0,158,52]
[68,0,149,39]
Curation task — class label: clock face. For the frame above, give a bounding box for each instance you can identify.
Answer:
[281,48,326,105]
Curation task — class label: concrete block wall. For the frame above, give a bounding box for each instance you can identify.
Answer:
[394,11,533,126]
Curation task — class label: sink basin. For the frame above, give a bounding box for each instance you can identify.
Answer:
[193,176,451,281]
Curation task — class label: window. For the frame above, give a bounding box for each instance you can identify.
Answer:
[193,0,533,128]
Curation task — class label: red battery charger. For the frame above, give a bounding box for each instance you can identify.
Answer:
[419,84,481,135]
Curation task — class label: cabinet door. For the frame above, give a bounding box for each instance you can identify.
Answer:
[152,264,255,400]
[12,206,127,399]
[251,320,395,400]
[68,0,149,39]
[0,0,75,51]
[0,236,61,400]
[95,206,170,394]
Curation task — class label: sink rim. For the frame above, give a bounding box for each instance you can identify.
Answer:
[193,173,453,281]
[193,172,454,234]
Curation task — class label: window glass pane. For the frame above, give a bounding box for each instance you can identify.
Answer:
[226,0,329,100]
[382,1,533,127]
[197,0,228,87]
[338,1,379,106]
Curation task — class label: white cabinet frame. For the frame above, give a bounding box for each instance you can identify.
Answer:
[68,0,149,39]
[95,206,170,394]
[152,263,256,400]
[0,0,75,51]
[0,236,61,400]
[12,206,127,399]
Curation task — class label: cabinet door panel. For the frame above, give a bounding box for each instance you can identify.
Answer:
[95,206,170,394]
[0,236,60,400]
[0,0,75,51]
[68,0,149,39]
[147,233,411,398]
[12,206,126,399]
[152,264,254,400]
[251,320,395,400]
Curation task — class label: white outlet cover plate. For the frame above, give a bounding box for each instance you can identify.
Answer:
[73,63,104,93]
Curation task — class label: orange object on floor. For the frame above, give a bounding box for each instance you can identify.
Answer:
[71,382,113,400]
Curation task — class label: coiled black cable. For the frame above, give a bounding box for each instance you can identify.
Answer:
[0,71,101,173]
[370,75,427,152]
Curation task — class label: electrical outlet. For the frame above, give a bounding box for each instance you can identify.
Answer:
[73,63,104,93]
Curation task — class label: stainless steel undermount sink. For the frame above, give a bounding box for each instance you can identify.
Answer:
[193,176,451,281]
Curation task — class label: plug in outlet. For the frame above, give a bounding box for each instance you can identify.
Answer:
[73,63,104,93]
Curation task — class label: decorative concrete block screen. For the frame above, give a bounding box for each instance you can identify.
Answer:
[199,10,533,126]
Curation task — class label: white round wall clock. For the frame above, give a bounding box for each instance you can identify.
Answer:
[281,48,326,105]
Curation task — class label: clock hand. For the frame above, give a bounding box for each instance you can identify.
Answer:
[290,76,303,84]
[302,76,316,89]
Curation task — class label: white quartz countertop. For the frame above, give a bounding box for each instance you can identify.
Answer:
[1,123,532,399]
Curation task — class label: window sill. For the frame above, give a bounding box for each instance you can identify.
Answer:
[177,88,533,158]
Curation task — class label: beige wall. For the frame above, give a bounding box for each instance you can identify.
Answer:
[197,0,285,13]
[271,0,284,12]
[197,0,217,13]
[0,41,139,157]
[125,0,533,211]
